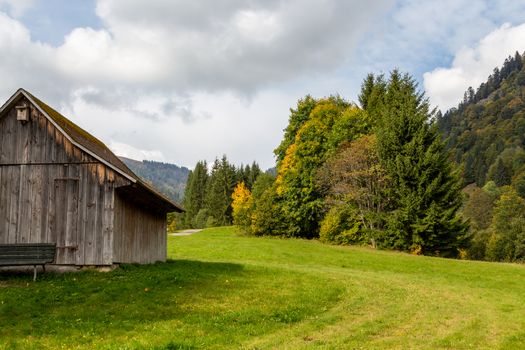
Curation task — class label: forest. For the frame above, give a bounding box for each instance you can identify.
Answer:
[121,157,190,202]
[178,53,525,263]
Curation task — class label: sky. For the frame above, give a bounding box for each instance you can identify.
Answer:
[1,1,525,170]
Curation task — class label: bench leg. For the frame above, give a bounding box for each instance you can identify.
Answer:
[33,265,37,282]
[42,265,46,273]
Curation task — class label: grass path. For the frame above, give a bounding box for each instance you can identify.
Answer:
[0,227,524,349]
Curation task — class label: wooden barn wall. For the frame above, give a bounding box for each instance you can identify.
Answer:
[113,193,167,264]
[0,98,130,265]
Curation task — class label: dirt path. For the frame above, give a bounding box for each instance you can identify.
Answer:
[169,229,202,236]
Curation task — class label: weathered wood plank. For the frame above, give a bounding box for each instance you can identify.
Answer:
[18,164,31,243]
[8,166,20,243]
[76,164,88,265]
[65,165,80,264]
[102,168,114,265]
[84,163,97,265]
[0,167,6,243]
[94,167,105,265]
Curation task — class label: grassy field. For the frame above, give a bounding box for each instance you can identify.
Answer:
[0,227,524,349]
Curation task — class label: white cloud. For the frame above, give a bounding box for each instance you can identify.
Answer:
[0,0,387,114]
[0,0,36,17]
[109,142,165,162]
[64,88,295,169]
[424,22,525,111]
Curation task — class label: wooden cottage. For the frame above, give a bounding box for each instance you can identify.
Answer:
[0,89,183,266]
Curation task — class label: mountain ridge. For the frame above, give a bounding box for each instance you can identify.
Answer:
[120,156,190,203]
[437,51,525,189]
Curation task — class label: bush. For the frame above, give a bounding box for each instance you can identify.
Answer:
[486,218,525,262]
[485,190,525,262]
[251,185,286,236]
[206,216,218,228]
[466,229,491,260]
[231,182,253,234]
[193,209,210,229]
[319,206,365,245]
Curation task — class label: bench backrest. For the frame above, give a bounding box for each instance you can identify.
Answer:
[0,243,56,265]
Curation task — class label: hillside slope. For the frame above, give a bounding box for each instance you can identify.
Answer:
[120,157,190,202]
[437,52,525,187]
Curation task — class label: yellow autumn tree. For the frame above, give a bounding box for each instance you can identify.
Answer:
[231,182,253,233]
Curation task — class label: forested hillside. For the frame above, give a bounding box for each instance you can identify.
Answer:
[437,52,525,262]
[120,157,190,202]
[437,52,525,188]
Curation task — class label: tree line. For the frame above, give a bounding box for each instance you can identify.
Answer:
[230,70,467,257]
[177,156,261,229]
[178,61,525,263]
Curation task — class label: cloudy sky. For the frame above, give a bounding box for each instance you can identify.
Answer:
[1,0,525,169]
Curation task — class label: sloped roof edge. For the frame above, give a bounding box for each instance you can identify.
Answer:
[0,88,184,213]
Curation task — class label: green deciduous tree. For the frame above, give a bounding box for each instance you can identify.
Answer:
[462,185,495,231]
[231,182,253,233]
[274,96,357,237]
[317,134,390,246]
[486,190,525,262]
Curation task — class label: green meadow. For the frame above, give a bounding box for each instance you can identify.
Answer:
[0,227,524,349]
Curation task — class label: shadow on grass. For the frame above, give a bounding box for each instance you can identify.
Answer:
[0,259,242,282]
[0,259,244,348]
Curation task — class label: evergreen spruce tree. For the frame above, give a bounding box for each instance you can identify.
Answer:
[247,161,262,189]
[205,155,237,226]
[181,161,208,228]
[371,70,468,256]
[492,158,511,186]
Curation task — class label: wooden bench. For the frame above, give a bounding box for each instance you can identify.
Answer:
[0,243,56,281]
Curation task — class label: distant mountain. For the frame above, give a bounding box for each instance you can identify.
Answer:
[265,166,277,176]
[120,157,190,203]
[437,51,525,187]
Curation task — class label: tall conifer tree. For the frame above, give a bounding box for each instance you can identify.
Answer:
[369,71,468,256]
[182,160,208,228]
[205,155,236,226]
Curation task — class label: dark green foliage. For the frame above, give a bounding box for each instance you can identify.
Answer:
[181,157,263,228]
[512,171,525,198]
[251,173,275,201]
[120,157,189,202]
[236,162,262,190]
[181,161,208,228]
[358,73,386,117]
[194,208,211,229]
[204,156,237,226]
[373,71,468,256]
[490,158,511,186]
